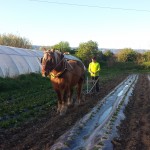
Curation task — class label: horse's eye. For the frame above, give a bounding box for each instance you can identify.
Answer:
[49,58,53,63]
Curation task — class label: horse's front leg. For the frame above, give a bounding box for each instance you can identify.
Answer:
[55,90,62,114]
[60,90,68,116]
[67,88,73,106]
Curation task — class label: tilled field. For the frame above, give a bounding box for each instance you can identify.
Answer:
[0,75,126,150]
[0,74,150,150]
[113,74,150,150]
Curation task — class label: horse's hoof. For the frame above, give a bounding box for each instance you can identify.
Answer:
[57,108,61,114]
[60,112,65,116]
[68,102,73,107]
[60,109,67,116]
[57,108,59,112]
[67,99,73,106]
[60,106,67,116]
[74,102,79,106]
[67,102,72,106]
[56,111,60,114]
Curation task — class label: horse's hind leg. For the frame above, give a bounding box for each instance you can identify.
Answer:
[76,80,83,105]
[67,88,73,106]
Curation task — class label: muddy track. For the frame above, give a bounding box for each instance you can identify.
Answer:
[113,74,150,150]
[0,75,127,150]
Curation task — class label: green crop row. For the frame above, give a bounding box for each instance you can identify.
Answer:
[0,73,57,128]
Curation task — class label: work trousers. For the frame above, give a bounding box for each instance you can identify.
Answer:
[91,76,99,92]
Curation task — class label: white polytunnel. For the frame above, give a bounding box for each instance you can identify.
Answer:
[0,45,43,78]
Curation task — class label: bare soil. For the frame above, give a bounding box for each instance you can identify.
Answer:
[112,74,150,150]
[0,74,149,150]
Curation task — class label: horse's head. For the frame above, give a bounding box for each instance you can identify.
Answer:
[41,50,55,77]
[41,49,64,77]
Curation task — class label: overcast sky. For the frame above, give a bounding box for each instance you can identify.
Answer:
[1,0,150,49]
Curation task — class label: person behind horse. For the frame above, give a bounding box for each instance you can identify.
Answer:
[88,56,100,92]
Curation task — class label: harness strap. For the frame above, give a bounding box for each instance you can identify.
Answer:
[49,68,67,78]
[49,59,78,78]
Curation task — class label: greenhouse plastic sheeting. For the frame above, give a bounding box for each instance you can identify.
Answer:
[0,45,43,78]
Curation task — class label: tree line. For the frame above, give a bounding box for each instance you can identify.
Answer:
[0,33,150,69]
[0,33,32,49]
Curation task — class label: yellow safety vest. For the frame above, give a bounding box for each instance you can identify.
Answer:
[88,62,100,77]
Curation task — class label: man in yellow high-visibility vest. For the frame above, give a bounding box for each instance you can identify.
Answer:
[88,56,100,92]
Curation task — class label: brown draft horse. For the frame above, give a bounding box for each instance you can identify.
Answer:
[41,49,85,115]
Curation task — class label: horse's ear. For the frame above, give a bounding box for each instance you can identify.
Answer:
[51,49,55,52]
[60,52,64,59]
[43,48,47,52]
